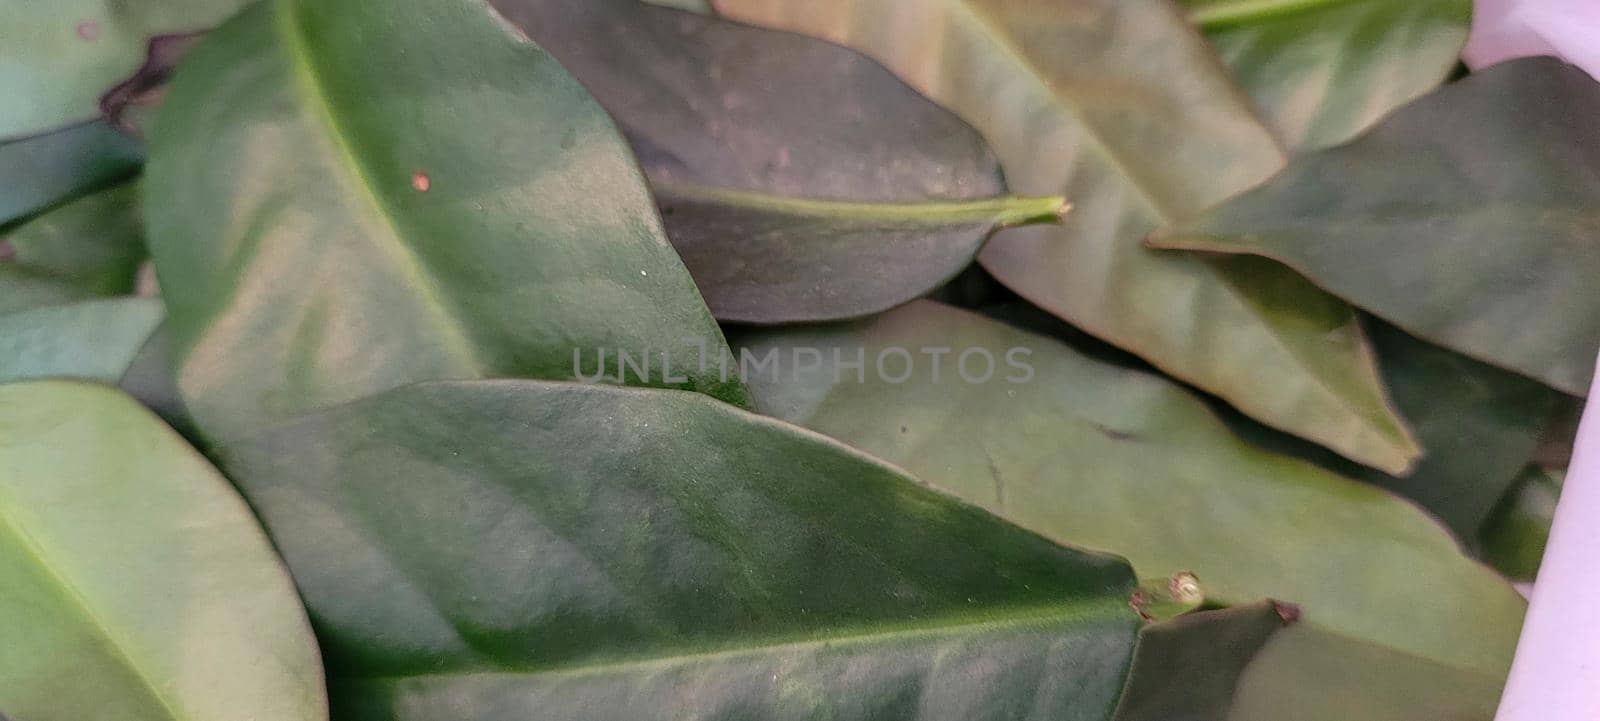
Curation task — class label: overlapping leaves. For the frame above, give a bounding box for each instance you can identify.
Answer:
[0,0,252,138]
[145,0,747,442]
[0,381,326,721]
[733,301,1526,721]
[223,379,1150,721]
[711,0,1422,475]
[1,1,1584,720]
[1154,57,1600,396]
[495,0,1066,324]
[1183,0,1472,150]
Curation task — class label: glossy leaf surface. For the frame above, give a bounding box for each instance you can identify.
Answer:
[712,0,1420,474]
[494,0,1050,323]
[733,301,1524,706]
[1154,57,1600,395]
[0,381,325,721]
[0,0,250,138]
[0,121,141,226]
[1184,0,1472,150]
[2,182,145,298]
[1113,602,1290,721]
[220,380,1142,721]
[146,0,745,442]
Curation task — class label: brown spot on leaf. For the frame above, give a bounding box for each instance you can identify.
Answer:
[1129,590,1154,622]
[99,33,205,135]
[411,172,431,192]
[1273,601,1302,625]
[1089,421,1140,442]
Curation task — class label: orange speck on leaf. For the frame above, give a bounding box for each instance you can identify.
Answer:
[411,172,431,192]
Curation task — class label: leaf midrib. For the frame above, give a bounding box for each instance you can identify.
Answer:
[927,1,1401,459]
[941,0,1173,220]
[1208,261,1418,469]
[656,180,1068,227]
[342,597,1134,684]
[0,490,184,720]
[274,0,486,376]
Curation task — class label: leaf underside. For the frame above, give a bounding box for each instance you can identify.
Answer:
[711,0,1422,475]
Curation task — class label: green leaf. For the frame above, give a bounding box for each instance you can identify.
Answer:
[145,0,747,442]
[491,0,1060,323]
[712,0,1422,475]
[2,182,145,299]
[1480,465,1562,581]
[1112,602,1292,721]
[0,121,140,226]
[0,0,251,138]
[0,183,164,388]
[1230,624,1508,721]
[644,0,712,10]
[217,380,1142,721]
[1223,322,1560,545]
[1183,0,1472,150]
[1153,57,1600,396]
[732,300,1524,715]
[0,178,185,432]
[0,297,164,386]
[1357,326,1557,542]
[655,186,1066,323]
[0,380,325,721]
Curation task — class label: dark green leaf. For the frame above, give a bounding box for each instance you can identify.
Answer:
[732,300,1523,717]
[2,182,145,298]
[116,323,198,438]
[220,380,1142,721]
[0,380,325,721]
[0,0,251,138]
[1153,57,1600,395]
[493,0,1058,323]
[0,121,140,226]
[1480,465,1562,581]
[145,0,747,442]
[1113,602,1293,721]
[1183,0,1472,150]
[713,0,1422,474]
[1359,326,1557,541]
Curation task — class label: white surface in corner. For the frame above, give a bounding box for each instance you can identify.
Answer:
[1466,0,1600,79]
[1494,354,1600,721]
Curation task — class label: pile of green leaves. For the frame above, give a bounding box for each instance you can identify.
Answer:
[1,0,1594,719]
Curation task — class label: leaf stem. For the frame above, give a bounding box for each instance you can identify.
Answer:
[656,181,1070,228]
